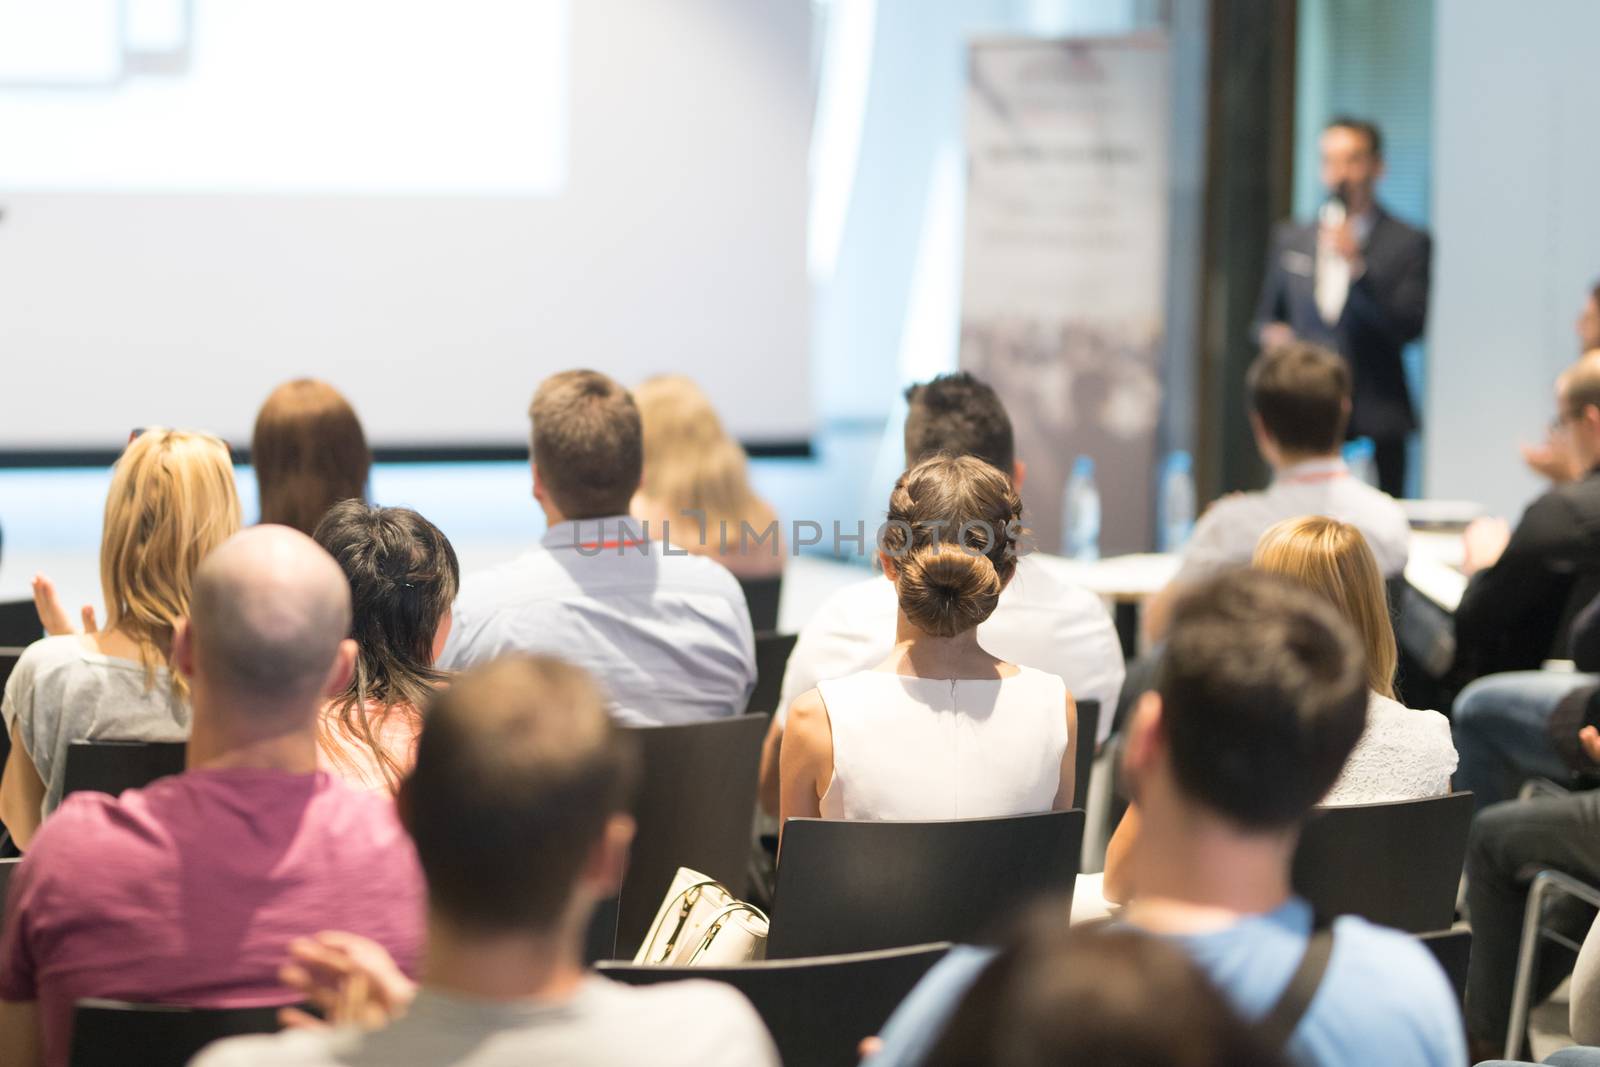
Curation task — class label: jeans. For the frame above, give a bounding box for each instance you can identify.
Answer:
[1453,672,1598,812]
[1466,792,1600,1046]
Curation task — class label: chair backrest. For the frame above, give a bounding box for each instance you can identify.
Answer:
[70,999,286,1067]
[747,631,798,716]
[0,649,18,799]
[598,942,951,1067]
[1072,700,1099,811]
[768,809,1085,959]
[614,714,768,958]
[1291,793,1474,933]
[738,574,784,634]
[1418,928,1471,1005]
[585,896,620,965]
[63,741,188,799]
[0,600,40,648]
[0,856,20,929]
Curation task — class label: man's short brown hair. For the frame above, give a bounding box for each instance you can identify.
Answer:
[529,370,643,519]
[1246,343,1351,455]
[403,655,640,934]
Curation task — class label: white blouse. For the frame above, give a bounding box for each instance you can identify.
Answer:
[816,666,1069,821]
[1322,692,1458,805]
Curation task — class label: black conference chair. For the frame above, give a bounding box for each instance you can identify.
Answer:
[0,648,18,801]
[1071,700,1099,811]
[746,632,798,716]
[614,715,768,958]
[738,574,784,634]
[1418,928,1471,1006]
[70,999,286,1067]
[598,942,950,1067]
[62,740,188,799]
[767,809,1084,959]
[1290,793,1473,933]
[0,599,39,648]
[586,897,620,964]
[0,856,20,928]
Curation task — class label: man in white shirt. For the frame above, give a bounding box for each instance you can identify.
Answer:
[193,656,779,1067]
[439,370,755,725]
[759,373,1124,813]
[1141,342,1410,644]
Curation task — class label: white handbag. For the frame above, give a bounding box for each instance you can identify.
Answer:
[633,866,770,966]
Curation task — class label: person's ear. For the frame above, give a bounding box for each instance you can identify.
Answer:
[879,551,899,581]
[531,462,546,505]
[1011,459,1027,492]
[429,611,453,666]
[323,638,358,698]
[1121,690,1166,792]
[581,814,635,899]
[171,617,197,680]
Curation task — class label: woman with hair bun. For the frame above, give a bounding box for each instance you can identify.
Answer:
[778,455,1077,834]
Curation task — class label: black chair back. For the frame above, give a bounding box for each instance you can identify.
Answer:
[738,575,784,634]
[1072,700,1099,811]
[0,649,19,800]
[0,600,40,648]
[586,897,619,964]
[0,856,19,929]
[63,741,188,799]
[70,999,284,1067]
[768,809,1084,959]
[747,632,798,716]
[598,942,950,1067]
[614,715,768,958]
[1418,928,1471,1005]
[1291,793,1473,933]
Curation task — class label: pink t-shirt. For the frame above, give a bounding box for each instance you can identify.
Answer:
[0,768,426,1067]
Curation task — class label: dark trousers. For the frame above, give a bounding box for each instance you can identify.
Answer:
[1465,793,1600,1044]
[1374,436,1408,498]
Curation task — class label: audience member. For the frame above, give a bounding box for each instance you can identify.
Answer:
[252,379,372,535]
[779,454,1076,830]
[763,372,1122,814]
[1455,351,1600,682]
[631,374,784,577]
[921,907,1286,1067]
[192,655,779,1067]
[311,501,459,793]
[1521,282,1600,483]
[1,429,242,846]
[1142,342,1409,644]
[866,570,1464,1067]
[1101,517,1457,905]
[0,526,425,1067]
[1463,723,1600,1060]
[439,370,756,725]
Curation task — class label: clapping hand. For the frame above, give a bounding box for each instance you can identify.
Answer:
[277,932,417,1031]
[1580,726,1600,767]
[1461,517,1512,577]
[31,574,98,636]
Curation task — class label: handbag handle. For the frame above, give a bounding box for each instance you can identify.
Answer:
[681,901,772,966]
[637,878,729,964]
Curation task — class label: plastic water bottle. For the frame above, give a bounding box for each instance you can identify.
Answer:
[1159,450,1196,553]
[1343,437,1377,487]
[1062,455,1101,561]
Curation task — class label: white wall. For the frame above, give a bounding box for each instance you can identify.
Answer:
[1429,0,1600,517]
[0,0,811,450]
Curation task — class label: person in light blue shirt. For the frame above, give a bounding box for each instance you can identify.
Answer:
[438,370,755,725]
[868,570,1464,1067]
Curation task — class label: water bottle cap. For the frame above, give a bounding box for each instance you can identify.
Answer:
[1343,437,1375,461]
[1072,455,1095,477]
[1165,450,1192,475]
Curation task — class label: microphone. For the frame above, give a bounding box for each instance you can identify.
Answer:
[1319,188,1347,230]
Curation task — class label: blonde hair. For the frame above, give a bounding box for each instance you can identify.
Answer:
[101,428,243,696]
[1252,516,1397,699]
[634,375,775,546]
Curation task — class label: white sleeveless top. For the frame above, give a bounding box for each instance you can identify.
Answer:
[816,666,1069,821]
[1322,692,1458,805]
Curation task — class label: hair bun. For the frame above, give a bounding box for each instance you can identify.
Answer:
[897,543,1002,637]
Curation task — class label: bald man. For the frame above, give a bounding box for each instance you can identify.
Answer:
[0,527,425,1067]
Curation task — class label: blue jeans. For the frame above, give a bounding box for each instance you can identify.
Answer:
[1453,671,1598,811]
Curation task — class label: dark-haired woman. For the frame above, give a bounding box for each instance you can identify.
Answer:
[254,378,372,534]
[312,500,459,793]
[778,455,1076,833]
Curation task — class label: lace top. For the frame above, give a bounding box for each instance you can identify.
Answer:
[1323,692,1457,805]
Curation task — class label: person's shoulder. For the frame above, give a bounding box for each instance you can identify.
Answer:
[592,976,779,1063]
[1376,207,1431,244]
[1324,915,1459,1014]
[21,788,148,875]
[190,1026,348,1067]
[10,634,93,680]
[1008,554,1108,612]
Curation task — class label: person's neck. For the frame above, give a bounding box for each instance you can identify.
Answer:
[184,685,323,773]
[1122,795,1296,933]
[422,912,586,1003]
[1270,449,1342,477]
[888,614,997,678]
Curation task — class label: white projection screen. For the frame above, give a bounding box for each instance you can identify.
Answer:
[0,0,812,451]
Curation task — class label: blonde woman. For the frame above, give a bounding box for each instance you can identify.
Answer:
[631,375,783,578]
[1,429,242,847]
[1101,516,1456,904]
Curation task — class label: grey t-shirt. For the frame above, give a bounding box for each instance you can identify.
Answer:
[191,979,780,1067]
[1,635,189,818]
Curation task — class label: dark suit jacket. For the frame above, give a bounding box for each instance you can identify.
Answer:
[1455,468,1600,679]
[1252,207,1432,442]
